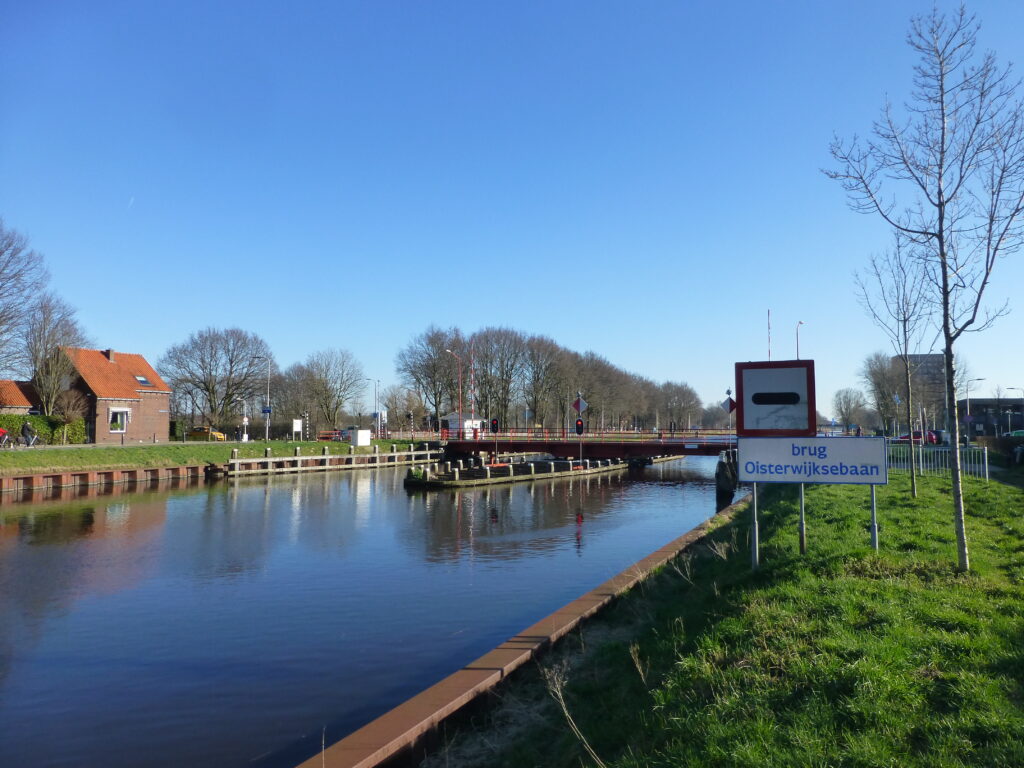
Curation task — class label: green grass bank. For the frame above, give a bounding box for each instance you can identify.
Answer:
[425,473,1024,768]
[0,440,416,477]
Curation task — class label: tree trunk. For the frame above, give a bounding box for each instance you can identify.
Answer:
[945,333,970,572]
[902,356,918,498]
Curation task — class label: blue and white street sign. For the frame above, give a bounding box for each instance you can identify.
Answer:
[738,437,887,485]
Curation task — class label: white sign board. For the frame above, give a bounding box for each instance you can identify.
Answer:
[738,437,887,485]
[735,360,816,437]
[292,419,303,433]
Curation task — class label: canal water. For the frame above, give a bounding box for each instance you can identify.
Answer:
[0,457,720,767]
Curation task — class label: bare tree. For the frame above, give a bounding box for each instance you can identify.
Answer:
[833,388,868,433]
[522,335,561,428]
[861,351,901,431]
[53,389,89,444]
[828,6,1024,571]
[701,401,729,430]
[303,349,366,428]
[660,381,702,431]
[381,384,426,432]
[0,220,48,375]
[470,328,526,426]
[159,328,273,427]
[20,293,90,416]
[395,326,458,428]
[856,233,933,496]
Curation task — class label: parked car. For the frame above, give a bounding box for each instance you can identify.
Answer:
[893,431,938,444]
[188,425,227,441]
[1003,430,1024,438]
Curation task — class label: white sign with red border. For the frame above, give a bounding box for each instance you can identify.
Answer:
[735,360,816,437]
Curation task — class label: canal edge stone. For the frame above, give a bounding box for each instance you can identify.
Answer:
[296,489,753,768]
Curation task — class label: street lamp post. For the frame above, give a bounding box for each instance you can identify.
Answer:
[364,378,380,436]
[265,359,271,441]
[796,320,805,359]
[965,377,985,443]
[445,349,463,439]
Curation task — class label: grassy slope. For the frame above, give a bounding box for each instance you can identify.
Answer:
[0,440,416,476]
[428,474,1024,768]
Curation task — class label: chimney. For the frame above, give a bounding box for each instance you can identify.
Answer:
[104,349,116,362]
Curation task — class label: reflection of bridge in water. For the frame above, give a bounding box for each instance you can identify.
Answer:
[444,429,737,460]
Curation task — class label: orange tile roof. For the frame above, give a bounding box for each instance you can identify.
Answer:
[64,348,171,400]
[0,380,36,408]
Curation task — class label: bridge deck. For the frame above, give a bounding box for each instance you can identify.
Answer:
[444,431,737,459]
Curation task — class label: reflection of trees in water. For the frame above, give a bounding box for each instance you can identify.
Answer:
[19,507,96,544]
[406,474,631,564]
[0,495,168,688]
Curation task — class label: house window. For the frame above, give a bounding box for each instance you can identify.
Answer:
[135,375,153,387]
[109,408,130,433]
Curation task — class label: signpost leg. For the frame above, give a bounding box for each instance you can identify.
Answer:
[870,484,879,551]
[751,482,760,570]
[798,483,806,555]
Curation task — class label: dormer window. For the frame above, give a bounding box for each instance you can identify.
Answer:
[135,375,153,387]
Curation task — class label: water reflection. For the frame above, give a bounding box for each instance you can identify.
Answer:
[0,459,719,768]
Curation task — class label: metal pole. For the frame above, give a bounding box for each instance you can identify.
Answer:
[260,358,268,442]
[751,482,760,570]
[445,350,462,439]
[870,485,878,551]
[798,483,806,555]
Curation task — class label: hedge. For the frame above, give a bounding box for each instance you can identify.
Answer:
[0,414,87,445]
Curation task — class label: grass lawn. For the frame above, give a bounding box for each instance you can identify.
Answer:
[0,439,419,476]
[426,473,1024,768]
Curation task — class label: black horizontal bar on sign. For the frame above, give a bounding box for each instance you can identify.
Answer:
[751,392,801,406]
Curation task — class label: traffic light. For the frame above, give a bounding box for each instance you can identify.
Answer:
[575,418,584,436]
[490,418,499,433]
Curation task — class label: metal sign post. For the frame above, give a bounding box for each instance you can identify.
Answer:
[870,485,879,551]
[751,482,760,570]
[799,484,806,555]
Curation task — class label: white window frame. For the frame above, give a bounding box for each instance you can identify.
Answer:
[108,407,131,433]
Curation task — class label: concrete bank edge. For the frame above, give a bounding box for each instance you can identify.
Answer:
[298,490,752,768]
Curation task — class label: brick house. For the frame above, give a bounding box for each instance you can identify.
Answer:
[64,348,172,444]
[0,380,36,415]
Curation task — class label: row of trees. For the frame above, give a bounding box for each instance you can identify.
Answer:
[2,220,725,438]
[832,351,966,436]
[394,325,722,433]
[154,324,729,439]
[158,328,369,437]
[828,6,1024,570]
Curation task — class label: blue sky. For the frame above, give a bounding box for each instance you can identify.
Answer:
[3,1,1023,416]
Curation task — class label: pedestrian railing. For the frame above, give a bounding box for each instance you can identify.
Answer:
[887,442,988,480]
